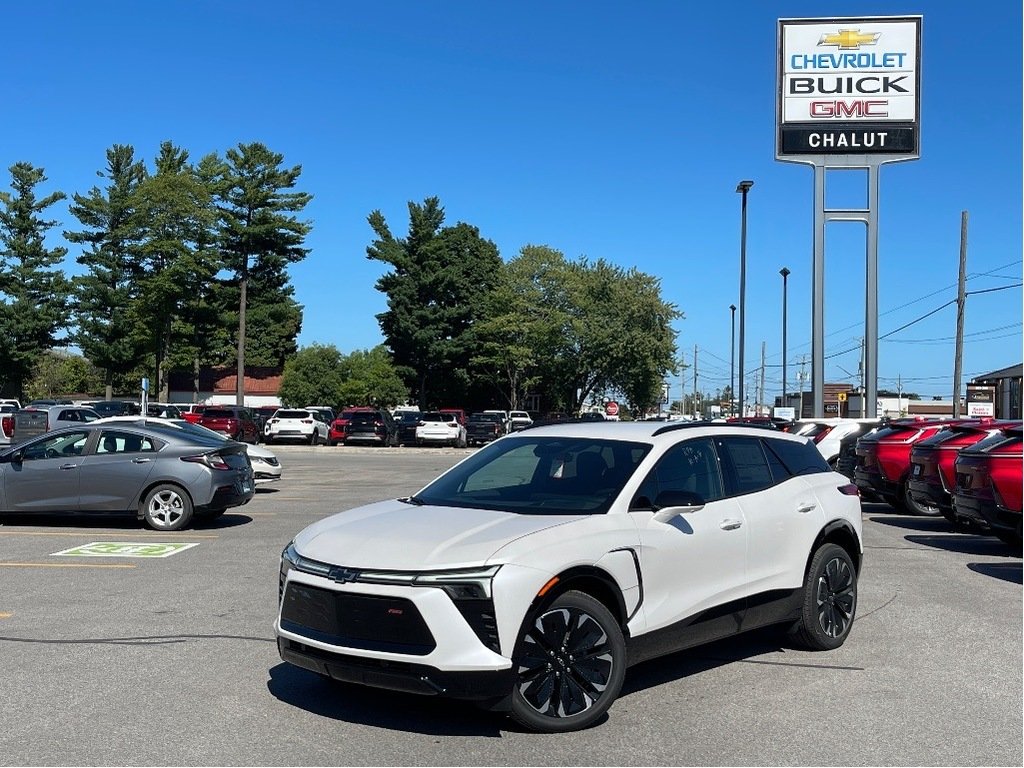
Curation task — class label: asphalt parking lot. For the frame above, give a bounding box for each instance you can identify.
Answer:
[0,444,1020,766]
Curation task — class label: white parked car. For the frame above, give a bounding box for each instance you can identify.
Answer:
[266,409,330,445]
[92,416,283,484]
[415,411,468,447]
[276,421,862,732]
[793,418,881,468]
[508,410,533,431]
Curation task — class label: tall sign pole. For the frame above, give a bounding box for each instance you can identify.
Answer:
[776,15,922,417]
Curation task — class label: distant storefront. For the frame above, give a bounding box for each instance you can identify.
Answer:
[970,364,1022,420]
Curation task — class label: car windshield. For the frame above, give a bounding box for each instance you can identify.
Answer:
[349,413,378,424]
[420,412,451,422]
[202,409,238,419]
[277,410,311,419]
[414,436,651,515]
[471,413,502,422]
[399,412,422,423]
[91,401,134,415]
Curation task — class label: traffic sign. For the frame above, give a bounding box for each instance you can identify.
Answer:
[605,401,620,417]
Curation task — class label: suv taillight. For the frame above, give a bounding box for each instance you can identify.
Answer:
[1,415,11,437]
[837,483,860,496]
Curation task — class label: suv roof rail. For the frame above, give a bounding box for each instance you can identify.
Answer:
[652,420,779,436]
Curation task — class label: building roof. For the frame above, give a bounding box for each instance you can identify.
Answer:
[972,363,1023,382]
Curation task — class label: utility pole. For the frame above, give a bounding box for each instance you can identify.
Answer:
[759,341,766,416]
[692,345,699,420]
[678,350,686,417]
[952,211,968,417]
[798,355,807,419]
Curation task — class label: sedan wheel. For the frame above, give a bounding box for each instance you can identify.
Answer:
[510,591,625,733]
[142,484,193,532]
[790,543,857,651]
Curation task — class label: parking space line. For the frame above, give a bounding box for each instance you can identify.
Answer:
[0,612,12,618]
[0,531,218,539]
[0,562,137,569]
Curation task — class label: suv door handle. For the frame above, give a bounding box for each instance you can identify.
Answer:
[797,502,817,513]
[59,463,77,470]
[131,457,152,464]
[720,519,743,531]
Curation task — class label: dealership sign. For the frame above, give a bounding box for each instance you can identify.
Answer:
[777,16,921,158]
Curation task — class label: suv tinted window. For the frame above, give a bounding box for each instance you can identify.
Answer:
[764,437,830,476]
[715,437,774,495]
[633,438,723,509]
[203,409,237,419]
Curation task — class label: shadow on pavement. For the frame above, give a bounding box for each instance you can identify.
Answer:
[904,534,1019,557]
[266,662,504,737]
[869,515,955,533]
[622,626,861,699]
[967,562,1023,584]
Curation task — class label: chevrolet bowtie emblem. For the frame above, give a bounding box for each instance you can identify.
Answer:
[818,29,881,49]
[329,567,360,583]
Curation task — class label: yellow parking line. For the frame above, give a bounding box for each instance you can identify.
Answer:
[0,531,218,539]
[0,612,12,618]
[0,563,137,569]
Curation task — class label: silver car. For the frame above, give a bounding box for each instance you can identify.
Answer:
[0,423,254,531]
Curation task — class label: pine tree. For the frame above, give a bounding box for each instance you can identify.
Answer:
[216,143,312,404]
[0,163,71,398]
[65,144,148,399]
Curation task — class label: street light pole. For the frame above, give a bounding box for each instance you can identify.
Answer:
[736,180,753,419]
[780,266,790,413]
[729,304,736,416]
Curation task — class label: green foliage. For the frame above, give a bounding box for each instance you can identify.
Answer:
[278,344,346,408]
[65,144,149,396]
[131,141,218,399]
[0,163,71,398]
[337,346,408,407]
[216,143,313,387]
[25,351,103,400]
[368,197,502,407]
[278,344,408,409]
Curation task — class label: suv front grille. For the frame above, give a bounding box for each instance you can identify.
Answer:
[281,583,436,655]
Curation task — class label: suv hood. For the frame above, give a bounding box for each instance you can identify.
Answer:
[294,499,579,570]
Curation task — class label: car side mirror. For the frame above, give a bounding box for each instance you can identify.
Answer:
[652,490,706,522]
[2,448,23,464]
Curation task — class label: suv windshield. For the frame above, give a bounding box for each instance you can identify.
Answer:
[203,409,238,419]
[277,410,311,419]
[414,436,651,515]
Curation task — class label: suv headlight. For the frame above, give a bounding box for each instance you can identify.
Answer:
[281,543,501,601]
[363,565,501,600]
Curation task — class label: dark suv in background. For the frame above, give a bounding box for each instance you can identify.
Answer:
[343,409,398,446]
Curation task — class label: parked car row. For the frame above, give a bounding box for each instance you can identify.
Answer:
[800,415,1022,546]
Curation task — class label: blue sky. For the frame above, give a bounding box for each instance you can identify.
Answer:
[5,1,1021,401]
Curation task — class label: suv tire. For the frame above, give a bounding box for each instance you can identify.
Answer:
[790,543,857,651]
[509,590,626,733]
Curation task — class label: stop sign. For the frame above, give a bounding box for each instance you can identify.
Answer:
[605,401,619,417]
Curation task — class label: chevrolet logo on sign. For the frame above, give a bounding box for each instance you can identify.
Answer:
[818,29,880,49]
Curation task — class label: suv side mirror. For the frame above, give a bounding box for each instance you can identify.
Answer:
[652,490,706,522]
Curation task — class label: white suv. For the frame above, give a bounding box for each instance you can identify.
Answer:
[265,408,330,445]
[276,422,862,732]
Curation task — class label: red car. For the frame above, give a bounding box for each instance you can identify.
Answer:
[953,422,1023,545]
[180,404,207,424]
[328,407,375,446]
[906,419,1006,524]
[854,417,976,513]
[198,406,260,444]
